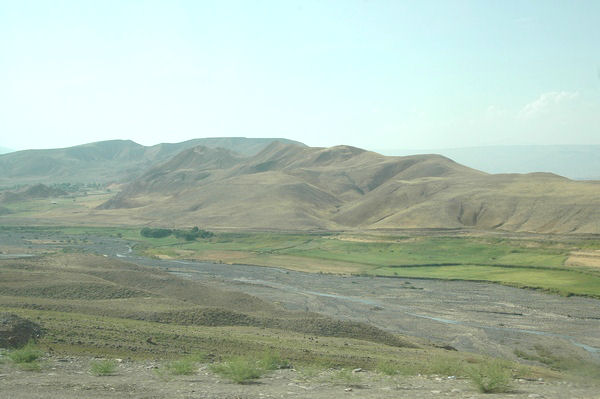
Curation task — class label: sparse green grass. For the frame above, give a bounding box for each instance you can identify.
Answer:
[375,265,600,298]
[210,357,266,384]
[329,368,362,387]
[426,356,466,377]
[164,353,205,375]
[7,342,43,364]
[166,359,196,375]
[514,345,566,370]
[296,364,324,380]
[258,350,291,370]
[6,342,44,371]
[376,360,399,376]
[89,359,118,376]
[514,345,600,380]
[467,359,513,393]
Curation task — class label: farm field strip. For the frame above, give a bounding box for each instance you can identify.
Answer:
[1,226,599,298]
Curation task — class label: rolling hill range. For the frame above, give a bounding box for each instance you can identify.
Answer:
[0,137,304,187]
[380,145,600,180]
[97,142,600,234]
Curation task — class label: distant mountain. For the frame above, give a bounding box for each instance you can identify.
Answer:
[0,137,305,187]
[0,147,13,154]
[377,145,600,180]
[98,142,600,234]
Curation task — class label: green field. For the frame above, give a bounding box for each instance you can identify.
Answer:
[375,265,600,297]
[136,231,600,298]
[2,225,600,298]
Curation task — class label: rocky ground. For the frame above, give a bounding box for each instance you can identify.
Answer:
[0,354,596,399]
[159,260,600,366]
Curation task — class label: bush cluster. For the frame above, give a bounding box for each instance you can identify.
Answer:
[468,360,513,393]
[89,359,118,376]
[140,227,213,241]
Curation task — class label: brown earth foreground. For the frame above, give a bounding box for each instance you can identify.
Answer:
[0,354,596,399]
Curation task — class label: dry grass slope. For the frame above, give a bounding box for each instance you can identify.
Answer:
[96,142,600,233]
[0,254,413,348]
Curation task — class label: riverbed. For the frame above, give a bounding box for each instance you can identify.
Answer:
[1,228,599,364]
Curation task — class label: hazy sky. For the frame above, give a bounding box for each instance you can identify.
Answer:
[1,0,599,151]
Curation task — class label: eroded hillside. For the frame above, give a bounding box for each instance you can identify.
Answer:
[96,142,600,234]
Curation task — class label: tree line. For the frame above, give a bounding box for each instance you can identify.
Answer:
[140,226,214,241]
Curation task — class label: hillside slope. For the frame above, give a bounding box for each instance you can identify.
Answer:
[0,138,304,187]
[381,145,600,180]
[98,142,600,233]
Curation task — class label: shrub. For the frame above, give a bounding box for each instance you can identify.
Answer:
[427,357,465,376]
[141,227,213,241]
[210,357,265,384]
[173,230,198,241]
[158,353,204,377]
[468,360,513,393]
[90,359,118,376]
[173,228,214,241]
[166,359,197,375]
[376,360,399,376]
[8,342,43,364]
[140,227,173,238]
[258,351,290,370]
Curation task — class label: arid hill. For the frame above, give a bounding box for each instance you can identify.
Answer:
[383,145,600,180]
[98,142,600,234]
[0,183,68,204]
[0,137,304,187]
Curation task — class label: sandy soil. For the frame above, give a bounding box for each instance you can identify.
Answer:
[0,355,596,399]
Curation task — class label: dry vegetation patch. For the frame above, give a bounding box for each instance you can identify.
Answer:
[566,250,600,268]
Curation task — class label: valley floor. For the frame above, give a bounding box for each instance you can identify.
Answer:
[2,226,600,398]
[1,228,599,374]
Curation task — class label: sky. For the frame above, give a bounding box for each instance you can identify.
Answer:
[1,0,599,151]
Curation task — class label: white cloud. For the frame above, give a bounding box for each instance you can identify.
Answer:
[520,91,580,119]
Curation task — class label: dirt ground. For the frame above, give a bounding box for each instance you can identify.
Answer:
[0,354,597,399]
